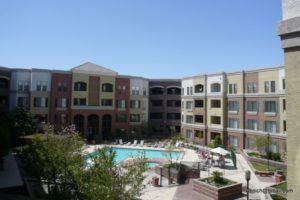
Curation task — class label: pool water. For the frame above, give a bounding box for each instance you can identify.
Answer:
[88,147,182,164]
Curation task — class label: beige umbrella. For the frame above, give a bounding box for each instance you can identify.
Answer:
[210,147,230,155]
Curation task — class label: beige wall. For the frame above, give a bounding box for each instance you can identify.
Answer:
[285,47,300,197]
[258,70,279,93]
[226,73,243,94]
[72,73,90,104]
[207,97,224,128]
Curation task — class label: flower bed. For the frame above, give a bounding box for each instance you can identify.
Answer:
[193,177,242,200]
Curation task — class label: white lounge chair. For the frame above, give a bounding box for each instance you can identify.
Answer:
[132,140,138,146]
[119,139,123,145]
[138,140,144,146]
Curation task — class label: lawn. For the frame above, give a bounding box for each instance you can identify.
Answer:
[270,194,286,200]
[250,161,276,171]
[271,181,287,191]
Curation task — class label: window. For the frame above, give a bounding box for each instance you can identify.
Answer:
[195,84,204,93]
[264,81,276,93]
[58,82,68,92]
[195,130,204,139]
[185,130,193,139]
[195,115,203,123]
[143,87,147,96]
[102,83,113,92]
[228,136,239,147]
[18,81,23,91]
[264,121,277,133]
[74,82,87,91]
[264,81,270,93]
[36,81,41,91]
[150,87,164,95]
[211,100,221,108]
[247,119,258,131]
[167,87,181,95]
[186,115,193,123]
[167,100,181,107]
[130,100,140,109]
[211,83,221,92]
[195,100,204,108]
[130,114,140,122]
[229,83,237,94]
[246,138,255,149]
[116,114,127,123]
[246,101,258,112]
[264,101,277,113]
[247,82,257,93]
[24,81,29,91]
[73,98,86,106]
[167,113,180,120]
[228,118,239,128]
[181,88,184,95]
[42,81,47,91]
[211,116,221,125]
[228,101,239,111]
[118,85,126,94]
[187,86,193,95]
[270,142,279,153]
[0,78,9,89]
[34,97,48,108]
[185,101,193,110]
[17,97,29,107]
[56,98,68,108]
[131,86,140,95]
[101,99,113,106]
[0,96,8,105]
[151,100,163,107]
[116,100,126,109]
[150,112,163,120]
[283,99,286,111]
[283,120,287,131]
[282,79,285,90]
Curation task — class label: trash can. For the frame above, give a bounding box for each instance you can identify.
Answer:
[275,174,282,184]
[152,177,159,187]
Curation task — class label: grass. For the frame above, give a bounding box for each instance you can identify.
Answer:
[250,161,276,171]
[199,177,236,188]
[247,152,262,158]
[271,181,287,191]
[270,194,286,200]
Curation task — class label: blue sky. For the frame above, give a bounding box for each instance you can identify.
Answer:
[0,0,283,78]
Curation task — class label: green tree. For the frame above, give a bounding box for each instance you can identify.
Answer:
[213,135,222,147]
[255,135,272,156]
[80,147,147,200]
[29,125,147,200]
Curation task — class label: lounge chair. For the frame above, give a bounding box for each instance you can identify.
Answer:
[132,140,138,146]
[138,140,144,146]
[119,139,123,145]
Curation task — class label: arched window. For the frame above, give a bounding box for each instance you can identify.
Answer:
[211,83,221,92]
[167,87,181,95]
[195,84,204,93]
[74,82,87,91]
[102,83,113,92]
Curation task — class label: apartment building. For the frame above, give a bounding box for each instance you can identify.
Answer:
[181,66,286,153]
[149,80,181,136]
[0,67,11,115]
[1,62,286,151]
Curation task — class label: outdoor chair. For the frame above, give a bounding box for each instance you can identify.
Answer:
[138,140,144,146]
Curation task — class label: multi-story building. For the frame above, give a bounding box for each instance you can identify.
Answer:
[30,69,52,125]
[148,79,181,136]
[0,62,287,152]
[0,67,11,116]
[181,66,286,153]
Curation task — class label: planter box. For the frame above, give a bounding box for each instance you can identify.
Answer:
[193,179,242,200]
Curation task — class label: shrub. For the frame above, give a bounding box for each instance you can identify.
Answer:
[272,152,281,161]
[212,171,223,184]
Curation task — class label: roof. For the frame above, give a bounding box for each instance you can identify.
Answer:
[71,62,118,76]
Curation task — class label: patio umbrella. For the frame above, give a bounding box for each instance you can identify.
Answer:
[210,147,230,155]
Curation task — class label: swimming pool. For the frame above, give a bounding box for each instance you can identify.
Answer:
[88,147,183,164]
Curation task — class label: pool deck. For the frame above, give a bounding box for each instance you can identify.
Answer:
[84,144,276,200]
